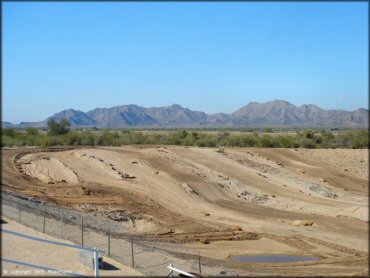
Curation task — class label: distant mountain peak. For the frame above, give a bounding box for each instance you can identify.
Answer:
[169,104,183,108]
[5,100,368,128]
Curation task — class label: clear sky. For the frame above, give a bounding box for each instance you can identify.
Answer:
[3,2,368,123]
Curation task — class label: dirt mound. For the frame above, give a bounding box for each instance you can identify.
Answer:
[292,220,314,227]
[19,155,80,184]
[343,206,368,222]
[74,152,135,180]
[181,182,199,196]
[292,149,368,179]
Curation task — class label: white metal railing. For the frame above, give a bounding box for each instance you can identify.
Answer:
[167,263,200,278]
[1,229,100,277]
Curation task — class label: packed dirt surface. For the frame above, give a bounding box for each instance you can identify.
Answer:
[2,146,368,276]
[1,217,143,276]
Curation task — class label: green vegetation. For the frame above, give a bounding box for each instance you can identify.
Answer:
[47,119,71,135]
[1,123,368,149]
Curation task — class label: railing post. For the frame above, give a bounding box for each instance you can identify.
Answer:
[170,263,174,278]
[93,247,99,277]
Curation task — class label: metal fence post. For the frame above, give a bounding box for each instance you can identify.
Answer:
[198,252,201,274]
[131,236,135,268]
[60,210,64,239]
[43,207,46,233]
[81,217,84,246]
[93,247,99,277]
[108,225,111,258]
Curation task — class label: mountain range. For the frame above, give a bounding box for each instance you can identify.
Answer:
[3,100,368,128]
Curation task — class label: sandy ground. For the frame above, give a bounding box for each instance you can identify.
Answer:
[1,146,368,276]
[295,148,368,179]
[1,217,142,276]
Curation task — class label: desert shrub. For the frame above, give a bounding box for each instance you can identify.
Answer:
[348,130,369,149]
[41,137,50,148]
[217,132,230,141]
[94,136,103,146]
[48,136,65,146]
[301,129,314,139]
[259,135,280,147]
[264,128,274,133]
[196,135,217,147]
[2,135,18,146]
[101,131,121,146]
[156,134,168,145]
[239,135,259,147]
[191,131,199,140]
[299,137,316,148]
[180,130,188,139]
[182,132,197,146]
[167,132,181,145]
[119,133,133,145]
[2,127,368,149]
[143,134,162,144]
[275,136,297,148]
[79,131,96,145]
[223,135,240,147]
[321,130,335,140]
[334,132,353,148]
[130,132,145,144]
[313,133,322,144]
[24,133,43,146]
[47,119,71,135]
[121,129,131,134]
[65,132,81,145]
[26,128,39,136]
[2,128,17,137]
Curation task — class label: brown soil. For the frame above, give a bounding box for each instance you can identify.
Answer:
[1,146,368,276]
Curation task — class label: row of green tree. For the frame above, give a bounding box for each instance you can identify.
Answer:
[2,120,368,149]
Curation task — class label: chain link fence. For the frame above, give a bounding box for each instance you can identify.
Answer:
[2,191,246,276]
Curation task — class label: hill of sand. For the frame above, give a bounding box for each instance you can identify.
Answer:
[2,146,368,276]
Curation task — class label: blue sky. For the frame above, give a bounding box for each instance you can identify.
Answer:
[3,2,368,123]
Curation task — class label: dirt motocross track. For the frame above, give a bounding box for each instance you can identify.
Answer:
[2,146,368,276]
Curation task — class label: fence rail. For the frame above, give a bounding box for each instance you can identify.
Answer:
[2,229,97,252]
[1,258,87,277]
[1,229,100,277]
